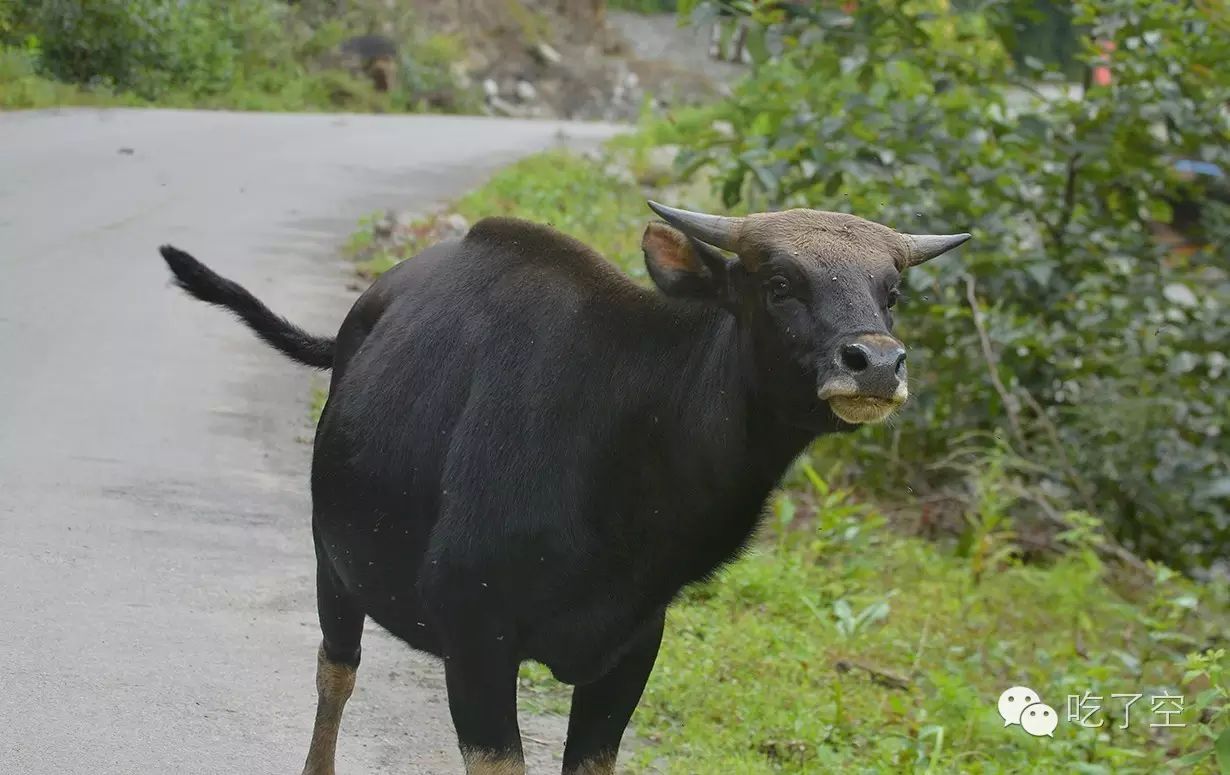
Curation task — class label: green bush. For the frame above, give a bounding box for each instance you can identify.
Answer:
[16,0,292,100]
[674,0,1230,570]
[399,33,481,113]
[0,45,135,109]
[1,0,474,113]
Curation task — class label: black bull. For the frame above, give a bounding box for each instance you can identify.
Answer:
[159,202,968,775]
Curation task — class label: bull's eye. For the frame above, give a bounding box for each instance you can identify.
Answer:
[887,288,901,308]
[768,275,791,300]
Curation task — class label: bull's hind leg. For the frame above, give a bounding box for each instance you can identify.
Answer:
[302,540,365,775]
[561,613,665,775]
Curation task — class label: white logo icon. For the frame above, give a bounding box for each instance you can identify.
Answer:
[1020,702,1059,737]
[998,686,1059,738]
[997,686,1039,726]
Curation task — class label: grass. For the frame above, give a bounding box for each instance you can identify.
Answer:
[344,138,712,282]
[452,150,656,278]
[0,49,140,109]
[0,45,422,112]
[628,469,1228,774]
[309,385,328,425]
[340,145,1230,773]
[343,149,657,281]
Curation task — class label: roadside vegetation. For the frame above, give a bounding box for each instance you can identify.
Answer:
[0,0,688,119]
[668,0,1230,576]
[0,0,473,112]
[640,469,1226,773]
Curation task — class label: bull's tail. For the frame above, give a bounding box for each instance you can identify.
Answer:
[159,245,335,370]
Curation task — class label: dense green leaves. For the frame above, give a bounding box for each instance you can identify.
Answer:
[13,0,292,100]
[0,0,476,112]
[682,0,1230,569]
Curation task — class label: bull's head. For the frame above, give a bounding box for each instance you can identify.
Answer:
[641,202,969,427]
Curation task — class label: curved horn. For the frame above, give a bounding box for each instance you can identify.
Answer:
[646,201,742,252]
[901,232,972,267]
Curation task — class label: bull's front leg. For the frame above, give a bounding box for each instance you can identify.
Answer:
[435,575,525,775]
[443,643,524,775]
[561,612,665,775]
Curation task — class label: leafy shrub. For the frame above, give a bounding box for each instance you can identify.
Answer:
[1,0,473,113]
[399,33,481,113]
[0,0,23,39]
[17,0,292,100]
[675,0,1230,570]
[0,45,137,109]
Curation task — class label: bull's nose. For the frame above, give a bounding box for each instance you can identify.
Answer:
[839,342,906,375]
[838,338,906,396]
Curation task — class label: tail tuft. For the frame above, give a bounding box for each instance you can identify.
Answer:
[159,244,335,369]
[160,244,235,304]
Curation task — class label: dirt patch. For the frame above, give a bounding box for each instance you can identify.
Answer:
[406,1,736,120]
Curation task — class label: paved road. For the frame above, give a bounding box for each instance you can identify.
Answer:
[0,108,621,775]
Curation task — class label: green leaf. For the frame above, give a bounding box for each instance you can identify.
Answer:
[1216,727,1230,775]
[801,461,829,496]
[1149,199,1175,223]
[1193,687,1223,712]
[1172,749,1212,769]
[824,171,844,197]
[721,172,744,208]
[775,494,797,529]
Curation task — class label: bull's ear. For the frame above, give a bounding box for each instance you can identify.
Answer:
[642,222,734,303]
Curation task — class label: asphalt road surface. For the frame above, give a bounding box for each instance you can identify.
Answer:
[0,108,621,775]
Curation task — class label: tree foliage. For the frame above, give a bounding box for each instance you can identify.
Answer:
[679,0,1230,570]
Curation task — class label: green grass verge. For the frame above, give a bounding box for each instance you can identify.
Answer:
[344,140,713,281]
[342,146,1230,774]
[0,30,476,114]
[0,49,139,109]
[635,479,1228,773]
[0,46,404,112]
